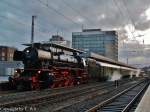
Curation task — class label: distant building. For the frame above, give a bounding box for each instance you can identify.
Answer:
[72,29,118,60]
[0,46,23,76]
[0,46,16,61]
[49,35,71,47]
[119,40,150,68]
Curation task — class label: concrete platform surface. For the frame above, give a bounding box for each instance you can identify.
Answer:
[135,85,150,112]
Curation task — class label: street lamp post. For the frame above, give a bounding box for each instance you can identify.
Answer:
[31,15,36,47]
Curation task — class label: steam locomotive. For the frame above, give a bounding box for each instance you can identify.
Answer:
[9,43,88,91]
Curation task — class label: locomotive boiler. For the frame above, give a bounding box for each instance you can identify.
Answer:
[9,43,88,91]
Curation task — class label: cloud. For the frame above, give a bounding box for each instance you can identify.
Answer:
[1,0,150,42]
[76,17,85,23]
[143,7,150,21]
[135,20,150,31]
[97,14,106,21]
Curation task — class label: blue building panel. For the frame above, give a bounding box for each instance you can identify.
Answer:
[72,29,118,60]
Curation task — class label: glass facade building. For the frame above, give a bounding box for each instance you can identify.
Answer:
[72,29,118,60]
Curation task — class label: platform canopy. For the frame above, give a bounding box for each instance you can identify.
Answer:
[96,61,120,69]
[96,61,138,71]
[89,53,137,70]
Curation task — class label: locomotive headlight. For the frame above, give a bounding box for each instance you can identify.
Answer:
[38,70,41,74]
[26,50,29,53]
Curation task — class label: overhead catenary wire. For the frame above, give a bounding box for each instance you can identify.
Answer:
[111,0,126,26]
[111,0,138,65]
[36,0,82,28]
[1,0,140,40]
[122,0,146,59]
[1,0,70,34]
[121,0,137,39]
[0,0,54,32]
[59,0,95,25]
[111,0,135,39]
[121,0,136,28]
[122,0,145,40]
[1,0,75,41]
[34,0,78,33]
[0,15,52,40]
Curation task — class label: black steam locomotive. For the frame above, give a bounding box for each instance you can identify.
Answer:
[9,43,88,91]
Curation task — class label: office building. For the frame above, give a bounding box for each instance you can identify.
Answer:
[72,29,118,60]
[49,35,71,47]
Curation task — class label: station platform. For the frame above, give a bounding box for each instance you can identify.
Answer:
[0,76,9,83]
[135,85,150,112]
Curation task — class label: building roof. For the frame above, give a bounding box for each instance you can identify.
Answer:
[82,29,101,32]
[72,29,117,36]
[23,42,85,53]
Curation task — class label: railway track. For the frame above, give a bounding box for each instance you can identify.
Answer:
[0,81,105,101]
[0,78,144,112]
[0,81,120,106]
[86,80,149,112]
[0,82,114,107]
[37,79,143,112]
[52,78,147,112]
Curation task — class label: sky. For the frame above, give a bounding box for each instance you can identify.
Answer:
[0,0,150,67]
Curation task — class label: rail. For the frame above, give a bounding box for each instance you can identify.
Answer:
[122,81,149,112]
[85,80,149,112]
